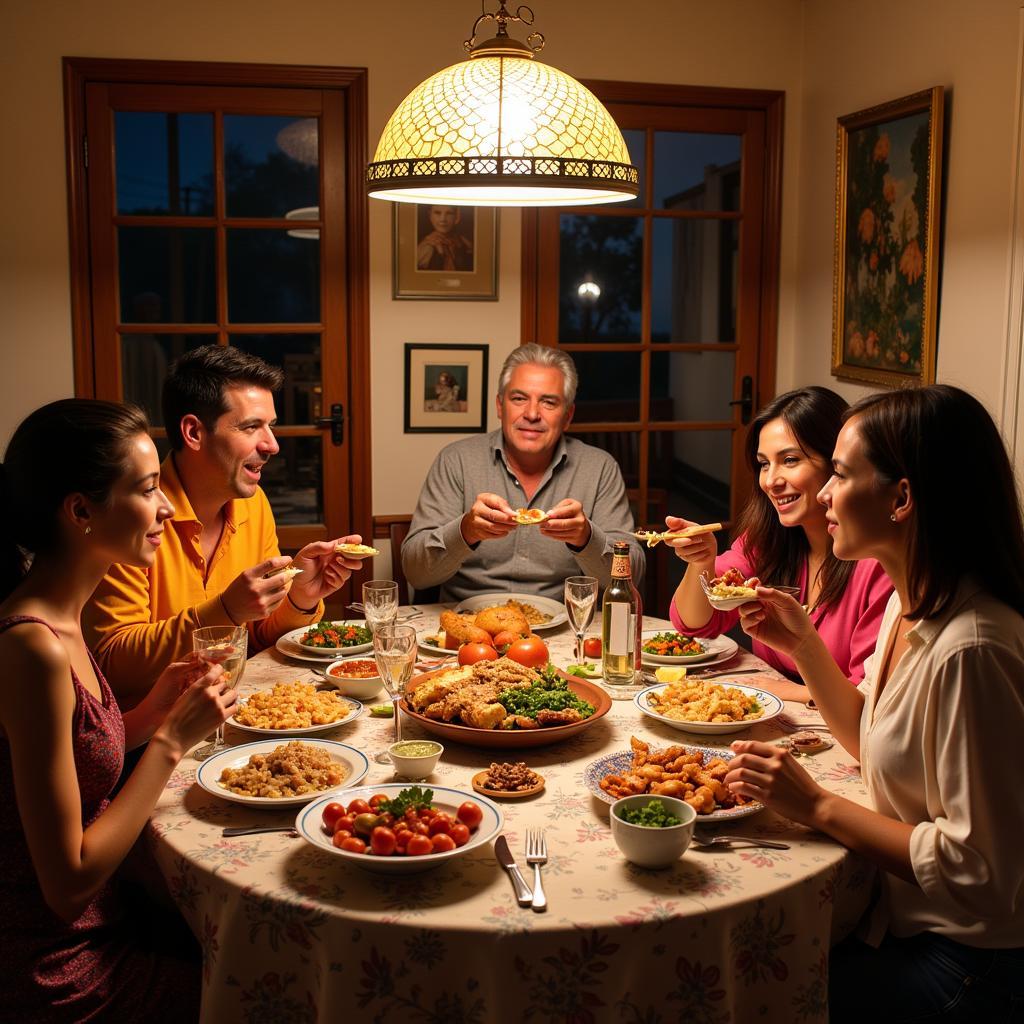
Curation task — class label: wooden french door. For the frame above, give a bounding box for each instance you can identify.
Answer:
[522,83,784,609]
[64,59,370,576]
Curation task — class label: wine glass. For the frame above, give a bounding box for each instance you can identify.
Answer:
[372,623,418,765]
[191,624,247,761]
[564,575,599,662]
[362,580,399,636]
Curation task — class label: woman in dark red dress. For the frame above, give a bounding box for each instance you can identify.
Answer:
[0,399,237,1022]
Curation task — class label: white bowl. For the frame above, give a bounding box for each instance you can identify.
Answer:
[388,739,443,780]
[322,657,385,700]
[633,681,784,735]
[610,795,697,868]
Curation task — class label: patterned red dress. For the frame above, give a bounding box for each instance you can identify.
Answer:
[0,615,200,1022]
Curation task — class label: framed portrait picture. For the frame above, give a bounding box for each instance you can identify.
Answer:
[393,204,499,300]
[404,343,490,433]
[832,86,944,387]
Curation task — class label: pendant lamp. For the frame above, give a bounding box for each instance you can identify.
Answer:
[366,2,639,206]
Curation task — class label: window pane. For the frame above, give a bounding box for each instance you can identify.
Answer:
[227,230,320,323]
[649,429,732,525]
[229,334,322,425]
[653,132,742,211]
[650,350,737,422]
[571,350,641,421]
[612,128,645,209]
[118,227,216,323]
[558,215,642,343]
[114,112,214,216]
[120,333,217,423]
[651,219,738,343]
[225,115,320,218]
[260,436,323,525]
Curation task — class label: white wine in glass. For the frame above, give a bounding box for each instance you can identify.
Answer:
[372,623,418,765]
[191,624,247,761]
[564,576,598,662]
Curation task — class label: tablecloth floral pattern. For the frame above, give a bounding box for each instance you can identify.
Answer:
[149,612,874,1024]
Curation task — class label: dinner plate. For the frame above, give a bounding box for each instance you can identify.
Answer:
[639,632,739,666]
[417,631,452,656]
[584,747,764,822]
[296,784,503,874]
[276,621,372,661]
[230,694,363,736]
[400,669,611,748]
[196,739,369,808]
[633,681,783,735]
[452,592,568,632]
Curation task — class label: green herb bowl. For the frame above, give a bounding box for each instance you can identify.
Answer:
[610,795,697,868]
[388,739,443,780]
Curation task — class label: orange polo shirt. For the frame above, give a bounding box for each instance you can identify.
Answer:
[85,454,323,707]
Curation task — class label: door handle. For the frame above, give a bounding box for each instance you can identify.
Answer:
[315,403,345,446]
[729,376,753,425]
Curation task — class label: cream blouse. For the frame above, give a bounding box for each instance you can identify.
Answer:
[859,582,1024,947]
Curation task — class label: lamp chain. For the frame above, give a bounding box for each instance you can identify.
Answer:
[465,2,545,53]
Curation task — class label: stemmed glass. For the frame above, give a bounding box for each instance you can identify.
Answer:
[564,576,599,662]
[362,580,399,636]
[372,623,418,765]
[191,624,247,761]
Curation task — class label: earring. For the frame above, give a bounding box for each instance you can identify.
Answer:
[84,526,92,535]
[889,514,897,523]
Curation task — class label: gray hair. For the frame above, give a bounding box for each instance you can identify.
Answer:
[497,344,578,405]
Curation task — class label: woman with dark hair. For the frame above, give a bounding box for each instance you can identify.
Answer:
[667,386,893,696]
[725,385,1024,1020]
[0,399,237,1021]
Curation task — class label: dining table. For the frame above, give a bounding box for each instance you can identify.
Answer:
[147,604,875,1024]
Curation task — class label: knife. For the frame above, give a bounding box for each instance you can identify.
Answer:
[494,836,533,906]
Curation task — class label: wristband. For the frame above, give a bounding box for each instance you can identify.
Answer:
[288,591,320,615]
[219,593,241,626]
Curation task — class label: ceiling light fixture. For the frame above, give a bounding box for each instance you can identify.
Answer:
[366,2,639,207]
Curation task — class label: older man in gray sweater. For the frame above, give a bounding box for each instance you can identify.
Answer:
[402,345,644,603]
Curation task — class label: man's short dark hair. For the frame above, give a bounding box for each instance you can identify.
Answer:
[162,345,284,450]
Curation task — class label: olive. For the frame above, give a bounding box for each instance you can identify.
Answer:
[352,812,382,836]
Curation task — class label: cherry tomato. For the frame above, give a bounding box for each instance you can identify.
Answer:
[583,637,602,658]
[409,820,430,837]
[491,629,520,653]
[393,819,409,833]
[449,823,471,847]
[428,813,453,837]
[370,826,397,856]
[336,813,357,835]
[419,808,434,822]
[321,801,346,833]
[331,829,353,847]
[340,836,367,854]
[376,811,395,828]
[406,834,434,856]
[458,642,499,666]
[506,636,549,668]
[395,829,412,852]
[347,798,371,816]
[456,801,484,830]
[430,833,456,853]
[369,793,390,809]
[353,812,381,836]
[404,807,420,822]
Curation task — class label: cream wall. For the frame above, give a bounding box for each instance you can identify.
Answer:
[790,0,1024,423]
[0,0,804,516]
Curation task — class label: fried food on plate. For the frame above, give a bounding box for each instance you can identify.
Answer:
[474,605,530,637]
[439,610,492,646]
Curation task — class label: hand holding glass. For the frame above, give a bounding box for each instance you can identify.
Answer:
[373,623,418,765]
[564,576,599,662]
[191,624,247,761]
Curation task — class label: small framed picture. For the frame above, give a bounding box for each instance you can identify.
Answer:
[832,87,944,387]
[393,205,499,300]
[404,343,490,433]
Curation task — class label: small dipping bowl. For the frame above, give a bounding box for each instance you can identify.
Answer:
[388,740,444,780]
[610,795,697,869]
[324,657,384,700]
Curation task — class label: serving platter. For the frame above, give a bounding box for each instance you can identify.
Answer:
[452,592,568,632]
[584,747,764,822]
[230,695,363,736]
[296,784,503,874]
[470,770,546,799]
[633,681,783,736]
[276,621,372,661]
[639,632,739,666]
[399,669,610,749]
[197,739,369,808]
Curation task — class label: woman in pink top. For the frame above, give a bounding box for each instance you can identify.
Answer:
[667,387,892,700]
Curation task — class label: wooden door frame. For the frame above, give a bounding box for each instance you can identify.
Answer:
[62,57,372,550]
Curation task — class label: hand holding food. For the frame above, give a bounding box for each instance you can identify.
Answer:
[726,738,824,827]
[661,516,720,563]
[288,537,364,605]
[461,493,519,545]
[735,586,818,658]
[538,498,591,548]
[221,556,296,622]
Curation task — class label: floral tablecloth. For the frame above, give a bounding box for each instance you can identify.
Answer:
[148,610,874,1024]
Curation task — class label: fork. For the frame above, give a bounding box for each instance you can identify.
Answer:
[525,830,548,912]
[347,603,422,622]
[690,833,789,850]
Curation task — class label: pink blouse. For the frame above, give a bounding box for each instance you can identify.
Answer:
[669,535,894,683]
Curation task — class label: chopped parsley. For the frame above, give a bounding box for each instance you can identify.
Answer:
[616,799,682,828]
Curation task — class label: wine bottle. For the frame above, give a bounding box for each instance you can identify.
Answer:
[601,541,641,687]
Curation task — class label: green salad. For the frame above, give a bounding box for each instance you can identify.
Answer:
[497,668,595,722]
[616,799,682,828]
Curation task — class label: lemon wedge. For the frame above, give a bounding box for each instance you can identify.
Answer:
[654,666,688,683]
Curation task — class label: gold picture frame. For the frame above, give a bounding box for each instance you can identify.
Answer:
[393,204,499,300]
[832,87,944,387]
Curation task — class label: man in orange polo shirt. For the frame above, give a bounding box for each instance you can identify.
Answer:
[86,345,365,707]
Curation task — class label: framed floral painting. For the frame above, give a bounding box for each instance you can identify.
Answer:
[832,87,944,387]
